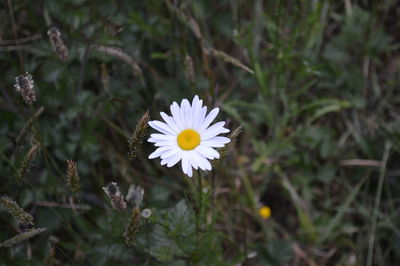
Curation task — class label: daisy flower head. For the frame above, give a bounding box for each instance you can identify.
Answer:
[148,95,231,177]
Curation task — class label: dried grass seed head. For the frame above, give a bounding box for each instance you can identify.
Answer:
[16,141,41,181]
[47,27,69,61]
[125,184,144,206]
[0,196,34,226]
[14,72,36,105]
[66,160,80,193]
[103,182,127,211]
[127,111,150,160]
[123,207,141,247]
[0,228,46,248]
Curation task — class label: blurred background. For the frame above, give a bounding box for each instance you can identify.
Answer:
[1,0,400,265]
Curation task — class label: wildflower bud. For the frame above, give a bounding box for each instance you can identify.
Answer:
[66,160,80,193]
[123,207,140,247]
[125,184,144,206]
[16,140,41,181]
[141,208,152,219]
[0,228,46,248]
[127,111,150,160]
[14,73,36,105]
[47,27,69,61]
[103,182,127,211]
[0,196,34,226]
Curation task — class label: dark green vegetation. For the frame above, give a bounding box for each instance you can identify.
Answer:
[1,0,400,265]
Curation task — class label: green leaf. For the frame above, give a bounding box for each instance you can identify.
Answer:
[257,239,293,265]
[317,163,336,183]
[144,200,196,262]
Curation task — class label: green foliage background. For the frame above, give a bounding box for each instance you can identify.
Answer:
[1,0,400,265]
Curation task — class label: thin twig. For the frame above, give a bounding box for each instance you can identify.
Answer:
[0,34,42,45]
[340,159,381,167]
[90,45,143,79]
[0,44,29,51]
[34,201,91,211]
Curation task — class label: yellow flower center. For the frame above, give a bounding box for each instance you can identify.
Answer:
[177,129,200,150]
[259,206,271,219]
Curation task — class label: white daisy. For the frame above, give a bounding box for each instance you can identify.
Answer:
[148,95,231,177]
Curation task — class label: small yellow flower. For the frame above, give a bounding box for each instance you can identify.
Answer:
[259,206,271,219]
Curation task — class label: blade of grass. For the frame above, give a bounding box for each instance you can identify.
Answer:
[279,171,317,243]
[367,142,391,266]
[318,171,370,244]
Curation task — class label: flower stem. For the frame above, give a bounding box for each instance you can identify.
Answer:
[196,170,203,232]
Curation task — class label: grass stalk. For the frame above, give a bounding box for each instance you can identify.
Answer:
[367,142,391,266]
[196,170,203,232]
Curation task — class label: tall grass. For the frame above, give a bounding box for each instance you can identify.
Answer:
[0,0,399,265]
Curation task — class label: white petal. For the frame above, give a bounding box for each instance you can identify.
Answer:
[199,107,219,133]
[201,136,230,147]
[160,112,180,133]
[199,153,212,170]
[181,99,191,129]
[195,145,220,160]
[181,152,189,175]
[166,152,182,167]
[181,152,193,177]
[188,151,199,170]
[150,133,176,141]
[193,106,207,131]
[148,137,158,143]
[149,146,175,159]
[210,136,231,144]
[171,102,184,130]
[149,121,177,135]
[193,99,203,121]
[191,96,201,128]
[201,140,224,148]
[191,150,211,171]
[191,95,200,108]
[160,148,178,159]
[154,140,177,147]
[203,157,212,170]
[187,164,193,177]
[201,122,230,140]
